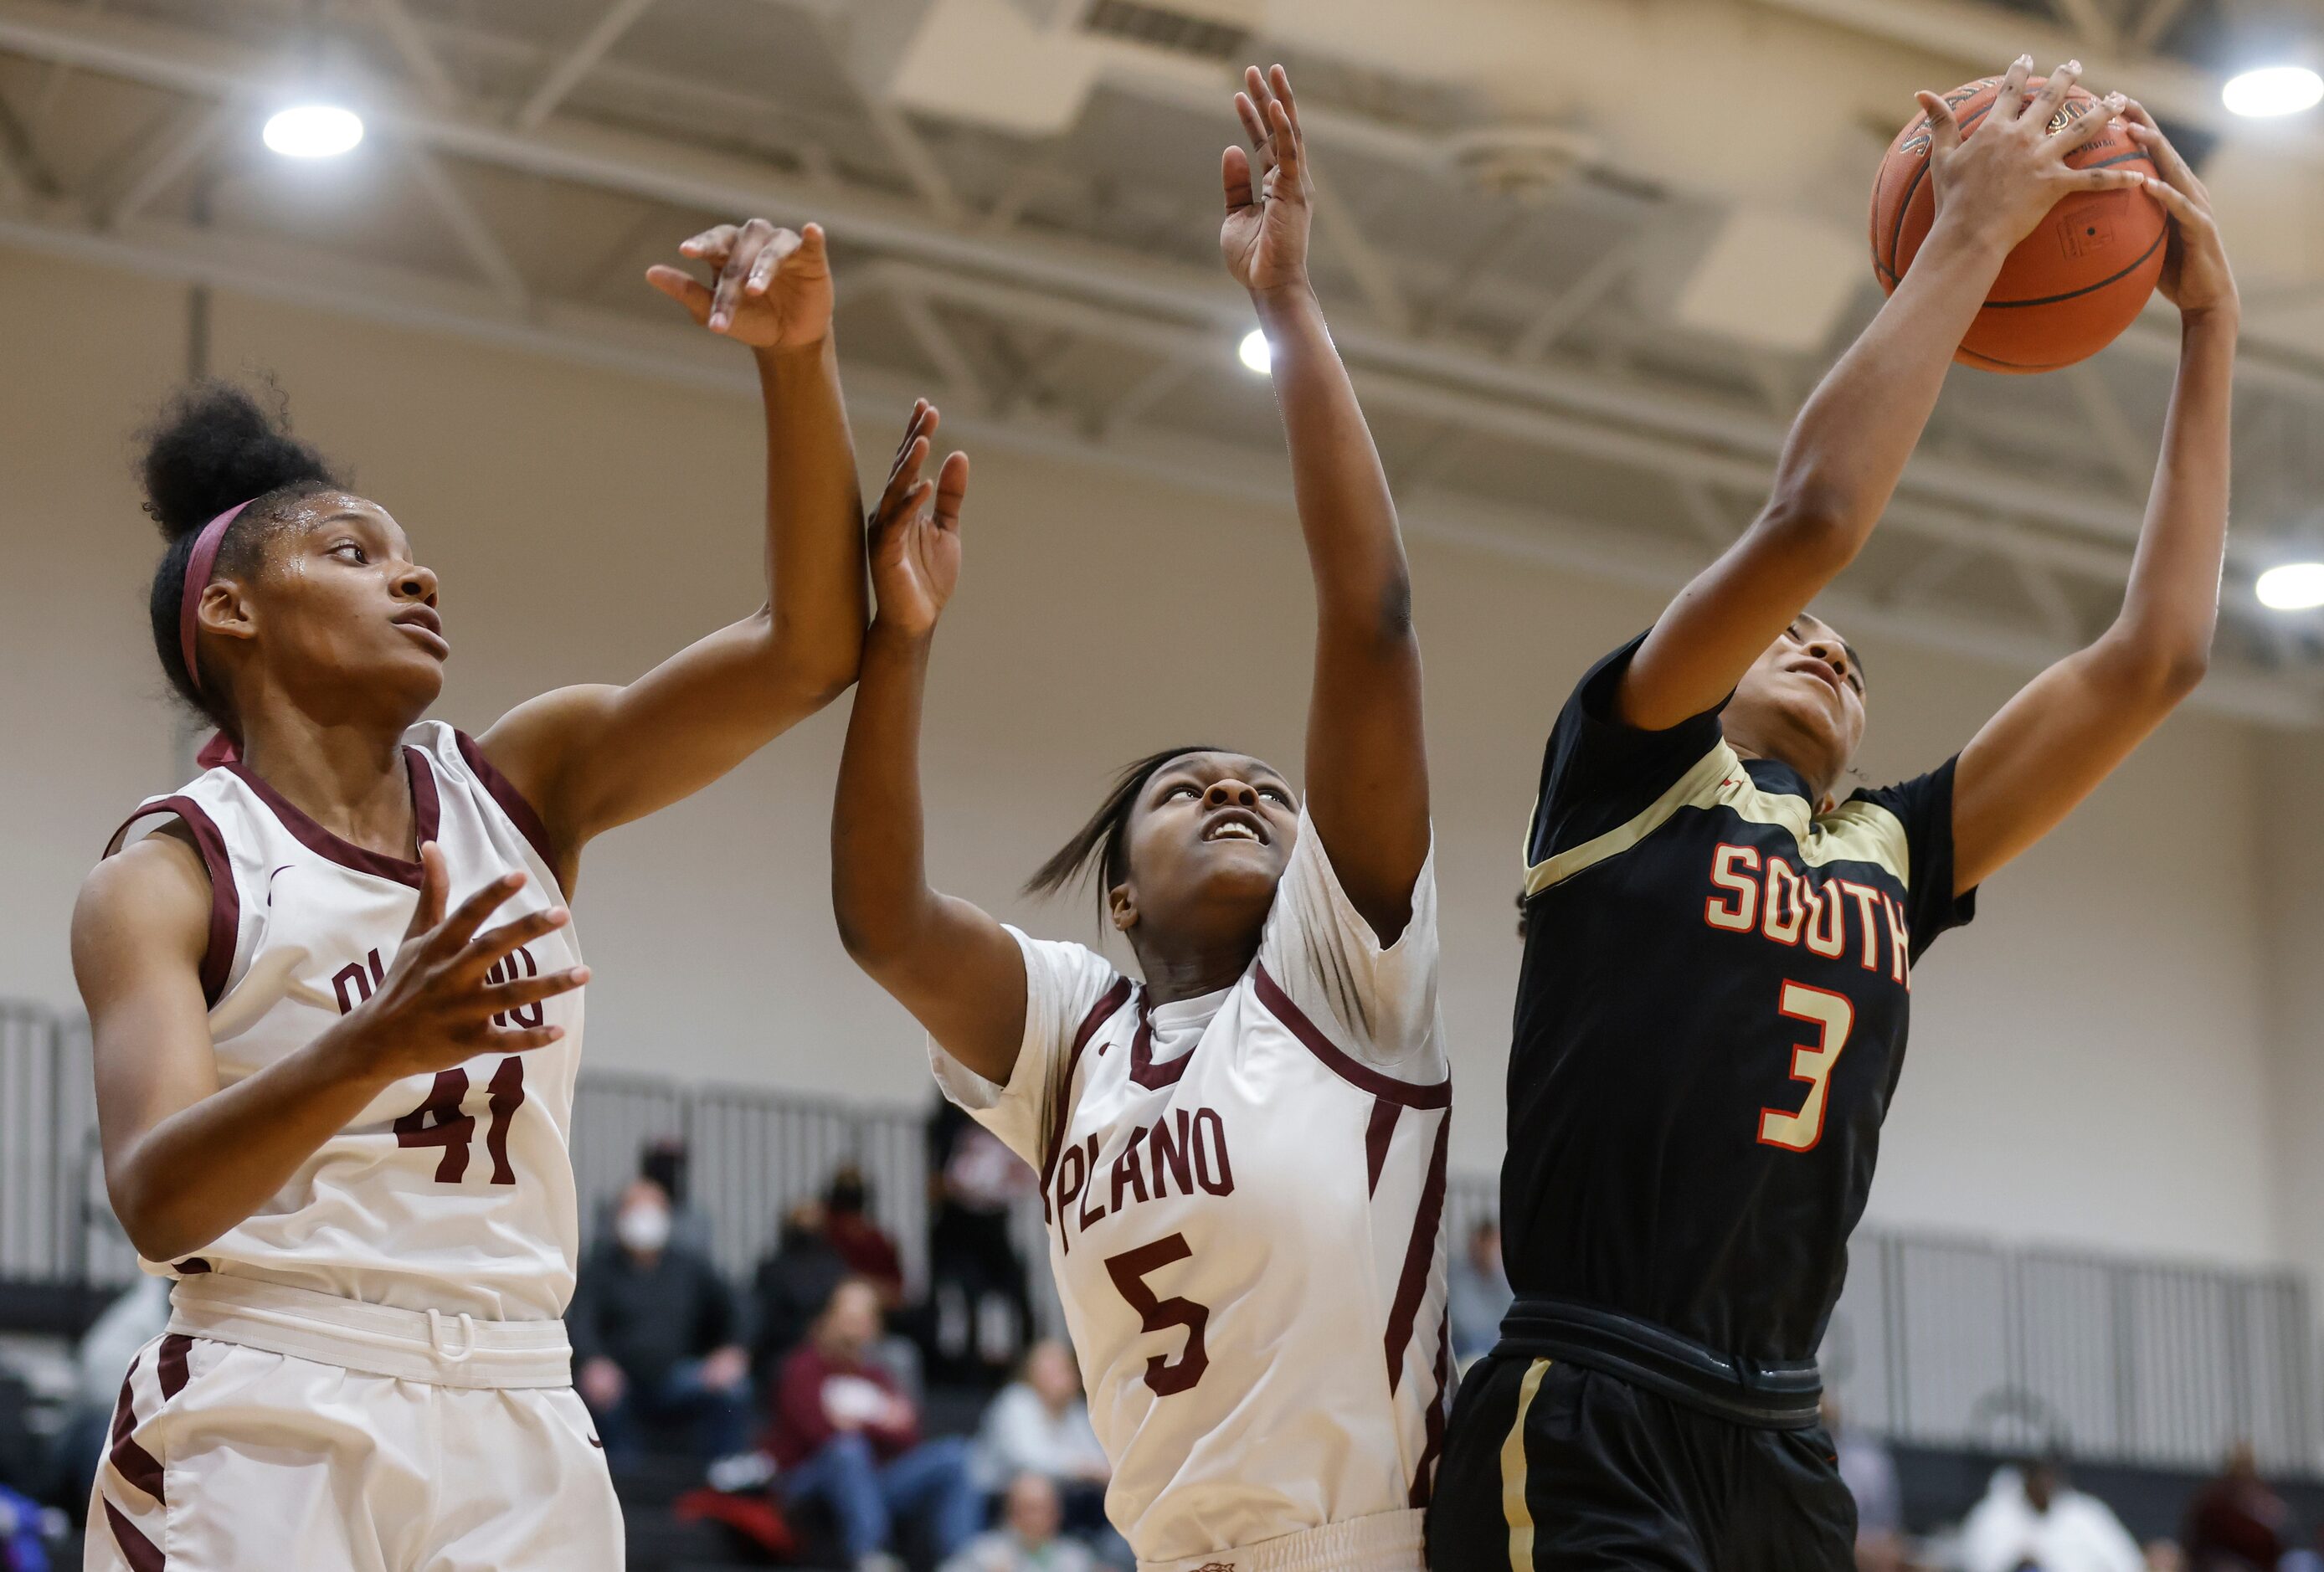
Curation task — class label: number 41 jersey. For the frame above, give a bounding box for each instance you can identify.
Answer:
[1505,634,1977,1374]
[933,809,1452,1569]
[102,720,585,1322]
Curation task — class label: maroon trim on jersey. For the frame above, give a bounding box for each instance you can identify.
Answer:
[1127,999,1201,1091]
[1039,977,1134,1220]
[1251,964,1449,1109]
[106,1369,162,1500]
[226,746,440,888]
[105,797,238,1008]
[156,1334,193,1400]
[455,731,564,896]
[1365,1098,1401,1198]
[1381,1112,1449,1397]
[172,1257,210,1275]
[1408,1309,1451,1508]
[104,1497,165,1571]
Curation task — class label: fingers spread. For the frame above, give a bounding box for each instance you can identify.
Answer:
[2030,60,2079,125]
[1267,97,1302,187]
[2071,165,2147,193]
[2141,172,2200,220]
[1269,64,1302,136]
[485,1024,567,1052]
[679,224,739,265]
[747,229,802,295]
[431,872,527,954]
[457,905,573,976]
[1234,90,1268,156]
[645,265,714,324]
[480,965,590,1013]
[1996,54,2034,119]
[2056,92,2126,155]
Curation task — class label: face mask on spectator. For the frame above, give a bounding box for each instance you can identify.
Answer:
[617,1203,672,1254]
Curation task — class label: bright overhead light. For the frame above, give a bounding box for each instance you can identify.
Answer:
[2256,563,2324,610]
[1238,329,1272,375]
[263,104,365,158]
[2223,65,2324,118]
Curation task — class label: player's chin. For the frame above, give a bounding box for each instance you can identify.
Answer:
[1190,840,1288,896]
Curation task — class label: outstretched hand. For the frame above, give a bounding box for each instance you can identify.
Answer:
[866,399,969,638]
[646,218,833,351]
[2119,101,2238,321]
[1915,58,2144,254]
[1221,64,1314,297]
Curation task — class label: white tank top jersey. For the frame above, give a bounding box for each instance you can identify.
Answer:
[932,809,1452,1568]
[102,721,584,1323]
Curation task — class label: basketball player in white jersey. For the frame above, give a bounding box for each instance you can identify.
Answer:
[71,218,863,1571]
[831,67,1449,1572]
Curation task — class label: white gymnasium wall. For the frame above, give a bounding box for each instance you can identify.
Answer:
[0,243,2310,1276]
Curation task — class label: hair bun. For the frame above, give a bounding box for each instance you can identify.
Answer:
[138,378,342,539]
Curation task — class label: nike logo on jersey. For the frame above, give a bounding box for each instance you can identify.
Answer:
[265,865,294,906]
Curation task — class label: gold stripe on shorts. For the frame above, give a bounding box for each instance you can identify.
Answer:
[1502,1357,1552,1571]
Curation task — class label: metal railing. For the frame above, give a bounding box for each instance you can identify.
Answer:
[4,997,2314,1474]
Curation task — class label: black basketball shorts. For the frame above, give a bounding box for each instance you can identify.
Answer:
[1425,1354,1856,1571]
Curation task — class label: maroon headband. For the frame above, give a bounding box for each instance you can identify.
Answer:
[177,501,252,693]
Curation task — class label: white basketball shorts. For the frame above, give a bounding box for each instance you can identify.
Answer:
[85,1275,623,1571]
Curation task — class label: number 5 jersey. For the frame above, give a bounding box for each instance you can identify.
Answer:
[931,809,1452,1571]
[102,720,585,1323]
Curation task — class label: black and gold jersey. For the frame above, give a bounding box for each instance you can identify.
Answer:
[1504,634,1977,1375]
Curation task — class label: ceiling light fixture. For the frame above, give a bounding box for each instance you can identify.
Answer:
[2256,563,2324,610]
[1238,329,1271,375]
[263,103,365,158]
[2222,64,2324,117]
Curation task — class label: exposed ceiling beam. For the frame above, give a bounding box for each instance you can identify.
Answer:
[358,0,459,108]
[100,97,232,229]
[0,198,2309,726]
[514,0,657,132]
[2045,0,2116,54]
[398,141,529,309]
[2126,0,2193,57]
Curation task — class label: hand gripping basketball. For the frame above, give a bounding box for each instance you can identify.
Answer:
[1915,59,2142,254]
[350,845,586,1079]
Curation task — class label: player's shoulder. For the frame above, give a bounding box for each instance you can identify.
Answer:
[75,827,213,968]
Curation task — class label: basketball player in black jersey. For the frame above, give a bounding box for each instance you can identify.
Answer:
[1428,64,2237,1571]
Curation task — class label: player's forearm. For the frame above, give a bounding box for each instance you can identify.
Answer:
[831,620,943,964]
[1763,219,2009,553]
[754,337,867,702]
[105,1020,399,1262]
[2097,308,2235,689]
[1253,285,1413,643]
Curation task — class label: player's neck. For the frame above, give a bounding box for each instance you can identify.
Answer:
[1723,739,1841,814]
[234,710,419,860]
[1132,929,1260,1007]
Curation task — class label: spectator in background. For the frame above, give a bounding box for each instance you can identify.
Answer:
[926,1100,1036,1389]
[978,1342,1109,1535]
[1446,1219,1511,1365]
[1962,1456,2143,1572]
[753,1198,852,1382]
[572,1178,753,1464]
[1823,1396,1904,1572]
[2184,1442,2288,1572]
[773,1277,980,1571]
[641,1136,717,1256]
[940,1474,1094,1572]
[825,1165,906,1308]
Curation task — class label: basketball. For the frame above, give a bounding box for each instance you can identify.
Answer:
[1871,78,2165,372]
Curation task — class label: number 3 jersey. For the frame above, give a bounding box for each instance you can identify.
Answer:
[102,720,584,1323]
[932,809,1452,1566]
[1504,634,1977,1376]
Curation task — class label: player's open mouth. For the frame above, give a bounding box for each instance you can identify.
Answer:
[393,609,450,658]
[1201,810,1269,845]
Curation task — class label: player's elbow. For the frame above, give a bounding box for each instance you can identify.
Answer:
[108,1164,221,1266]
[2094,626,2212,706]
[1750,487,1865,578]
[767,616,863,711]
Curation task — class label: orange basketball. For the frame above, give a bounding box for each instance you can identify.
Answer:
[1869,78,2165,373]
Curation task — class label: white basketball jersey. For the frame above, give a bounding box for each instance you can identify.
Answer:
[104,721,584,1321]
[933,810,1452,1566]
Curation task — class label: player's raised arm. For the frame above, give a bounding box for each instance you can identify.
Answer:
[476,219,870,888]
[1949,106,2235,893]
[830,406,1029,1083]
[1617,59,2142,730]
[1224,65,1427,942]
